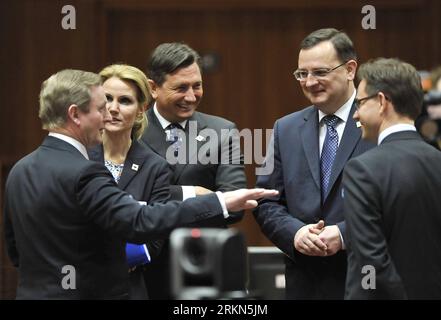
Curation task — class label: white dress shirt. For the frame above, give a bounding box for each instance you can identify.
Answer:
[316,90,356,249]
[318,90,356,156]
[378,123,417,145]
[153,103,195,199]
[153,104,228,217]
[48,132,89,159]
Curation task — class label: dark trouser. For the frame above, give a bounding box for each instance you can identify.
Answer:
[285,252,347,300]
[129,268,149,300]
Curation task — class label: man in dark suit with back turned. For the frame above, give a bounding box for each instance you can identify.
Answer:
[141,43,247,299]
[2,69,276,299]
[253,28,374,299]
[344,58,441,299]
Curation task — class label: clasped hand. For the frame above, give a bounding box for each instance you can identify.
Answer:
[294,220,342,256]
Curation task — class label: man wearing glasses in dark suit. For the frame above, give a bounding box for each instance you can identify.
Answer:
[254,28,374,299]
[344,58,441,299]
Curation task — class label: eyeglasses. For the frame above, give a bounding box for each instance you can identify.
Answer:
[354,93,379,110]
[293,61,348,81]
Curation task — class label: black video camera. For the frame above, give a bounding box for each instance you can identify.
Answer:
[423,90,441,106]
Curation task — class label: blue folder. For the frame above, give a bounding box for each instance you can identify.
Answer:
[126,243,151,268]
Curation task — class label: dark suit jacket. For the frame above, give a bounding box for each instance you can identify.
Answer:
[141,107,247,299]
[344,131,441,299]
[142,107,247,217]
[3,136,226,299]
[88,139,171,299]
[254,104,374,299]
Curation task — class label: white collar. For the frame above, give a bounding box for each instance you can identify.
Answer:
[378,123,416,145]
[48,132,89,159]
[318,90,356,123]
[153,103,187,130]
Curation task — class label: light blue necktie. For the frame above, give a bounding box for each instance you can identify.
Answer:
[320,115,340,202]
[166,123,183,156]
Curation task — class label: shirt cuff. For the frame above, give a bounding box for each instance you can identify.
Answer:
[142,244,151,263]
[215,191,229,219]
[181,186,196,200]
[337,226,346,250]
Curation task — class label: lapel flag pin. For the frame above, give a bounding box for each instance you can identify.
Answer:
[131,164,139,171]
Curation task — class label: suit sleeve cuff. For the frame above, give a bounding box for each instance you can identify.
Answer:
[215,191,229,219]
[337,225,346,250]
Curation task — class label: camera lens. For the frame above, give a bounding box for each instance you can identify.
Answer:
[185,238,206,267]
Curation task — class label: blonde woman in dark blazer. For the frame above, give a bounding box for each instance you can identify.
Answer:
[89,64,172,299]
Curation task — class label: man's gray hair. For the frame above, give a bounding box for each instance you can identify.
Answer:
[39,69,102,130]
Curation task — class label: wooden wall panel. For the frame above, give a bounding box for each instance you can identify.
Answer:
[0,158,19,299]
[0,0,101,157]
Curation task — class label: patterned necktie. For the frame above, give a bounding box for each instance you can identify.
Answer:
[320,115,340,201]
[166,123,183,156]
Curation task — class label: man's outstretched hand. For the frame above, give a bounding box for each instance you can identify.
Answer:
[223,188,279,211]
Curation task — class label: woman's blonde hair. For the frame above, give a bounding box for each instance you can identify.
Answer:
[99,64,152,140]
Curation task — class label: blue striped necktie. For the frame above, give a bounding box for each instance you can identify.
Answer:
[166,123,183,156]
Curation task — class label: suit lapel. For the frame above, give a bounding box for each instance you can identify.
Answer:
[325,104,361,199]
[143,107,169,158]
[118,141,144,190]
[300,108,321,189]
[173,113,207,181]
[187,113,208,165]
[87,141,143,189]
